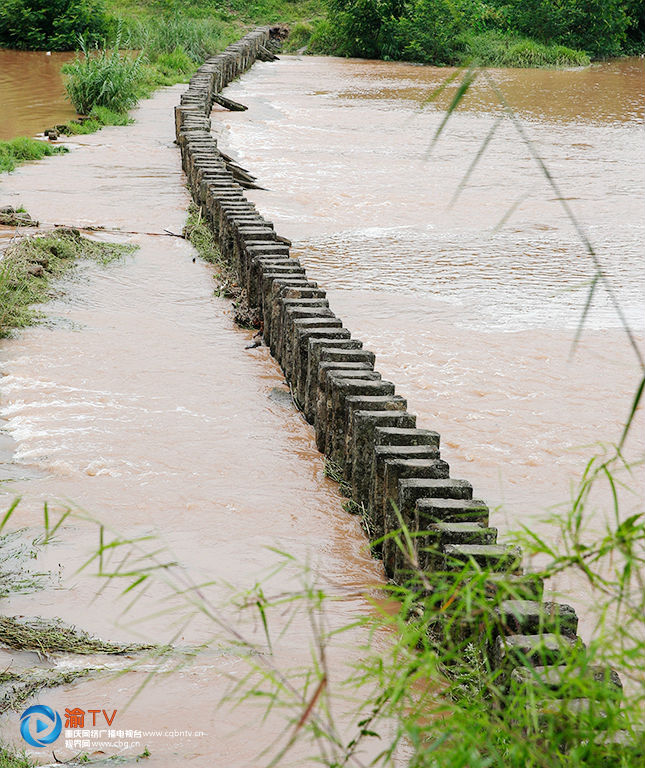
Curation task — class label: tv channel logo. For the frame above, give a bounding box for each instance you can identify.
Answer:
[20,705,62,748]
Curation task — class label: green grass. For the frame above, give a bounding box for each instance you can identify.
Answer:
[1,669,94,717]
[281,20,314,51]
[0,109,135,173]
[461,30,591,68]
[0,746,35,768]
[0,137,67,174]
[51,105,135,138]
[183,203,224,268]
[0,228,136,337]
[323,458,352,496]
[184,203,262,326]
[183,202,242,299]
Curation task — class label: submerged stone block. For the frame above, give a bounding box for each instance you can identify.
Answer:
[309,362,377,424]
[314,370,384,452]
[283,317,345,381]
[495,600,578,640]
[266,297,329,352]
[277,306,338,366]
[443,544,523,574]
[494,633,580,673]
[286,326,351,400]
[419,522,498,571]
[374,427,440,449]
[378,459,450,577]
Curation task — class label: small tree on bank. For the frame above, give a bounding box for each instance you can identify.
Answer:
[0,0,108,51]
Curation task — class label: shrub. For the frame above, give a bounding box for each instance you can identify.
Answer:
[318,0,639,61]
[282,20,314,52]
[307,18,343,55]
[63,38,144,115]
[326,0,405,58]
[500,0,632,57]
[381,0,466,64]
[0,0,107,51]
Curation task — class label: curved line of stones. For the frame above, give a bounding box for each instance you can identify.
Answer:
[173,27,624,729]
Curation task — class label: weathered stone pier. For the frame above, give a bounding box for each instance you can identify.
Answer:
[174,27,624,725]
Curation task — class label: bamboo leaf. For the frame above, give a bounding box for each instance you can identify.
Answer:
[449,116,502,208]
[619,374,645,450]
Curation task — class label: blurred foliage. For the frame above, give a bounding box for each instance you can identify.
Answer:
[0,0,108,50]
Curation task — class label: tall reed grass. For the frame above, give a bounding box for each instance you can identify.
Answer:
[63,36,144,115]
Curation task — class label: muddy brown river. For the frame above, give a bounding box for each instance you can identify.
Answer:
[217,54,645,598]
[0,50,77,141]
[0,53,644,764]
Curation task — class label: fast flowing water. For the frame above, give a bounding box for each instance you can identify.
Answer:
[0,54,643,763]
[216,55,645,628]
[0,84,386,765]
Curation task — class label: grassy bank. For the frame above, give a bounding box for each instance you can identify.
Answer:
[286,17,593,67]
[0,137,67,175]
[0,228,135,337]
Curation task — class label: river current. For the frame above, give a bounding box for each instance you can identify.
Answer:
[0,53,643,764]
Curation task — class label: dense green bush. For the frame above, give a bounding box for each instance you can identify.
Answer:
[282,20,315,51]
[500,0,632,58]
[315,0,642,64]
[0,0,108,50]
[381,0,465,63]
[325,0,404,58]
[307,18,343,54]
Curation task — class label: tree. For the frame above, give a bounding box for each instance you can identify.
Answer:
[0,0,108,51]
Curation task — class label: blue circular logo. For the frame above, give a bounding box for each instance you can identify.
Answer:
[20,705,62,748]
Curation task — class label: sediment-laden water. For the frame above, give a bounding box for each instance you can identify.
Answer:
[0,85,386,765]
[0,50,77,140]
[215,55,645,636]
[0,54,643,763]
